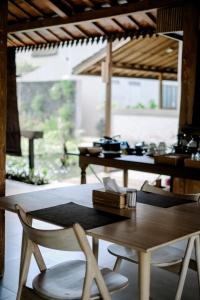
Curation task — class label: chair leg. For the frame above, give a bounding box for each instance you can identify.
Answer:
[113,257,122,272]
[194,235,200,293]
[175,236,196,300]
[17,239,33,300]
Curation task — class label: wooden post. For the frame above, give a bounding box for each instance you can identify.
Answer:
[177,40,183,116]
[179,1,199,131]
[158,73,163,109]
[104,40,112,137]
[0,0,8,276]
[7,48,21,156]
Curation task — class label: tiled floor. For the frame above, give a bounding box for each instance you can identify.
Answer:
[0,179,199,299]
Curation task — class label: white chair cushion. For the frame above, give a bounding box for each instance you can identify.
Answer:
[33,260,128,300]
[108,244,184,267]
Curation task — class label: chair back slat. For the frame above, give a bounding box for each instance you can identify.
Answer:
[16,205,81,251]
[141,180,200,201]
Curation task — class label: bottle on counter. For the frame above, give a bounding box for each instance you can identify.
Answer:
[187,135,199,154]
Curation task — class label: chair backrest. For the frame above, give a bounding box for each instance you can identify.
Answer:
[141,180,200,202]
[15,204,112,300]
[16,204,81,251]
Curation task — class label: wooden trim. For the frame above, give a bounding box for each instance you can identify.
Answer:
[179,2,199,131]
[0,0,8,276]
[112,63,177,75]
[42,0,70,17]
[105,40,112,137]
[158,72,163,109]
[7,0,183,33]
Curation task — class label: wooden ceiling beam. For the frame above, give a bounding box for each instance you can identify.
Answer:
[8,0,183,33]
[34,31,49,43]
[75,25,89,37]
[42,0,71,17]
[111,62,177,75]
[9,0,33,18]
[82,0,95,8]
[7,37,17,47]
[24,1,45,16]
[22,32,37,44]
[47,28,62,40]
[60,26,75,39]
[92,22,108,35]
[145,12,156,25]
[62,0,75,11]
[111,18,126,31]
[127,15,142,29]
[8,10,19,20]
[9,33,26,46]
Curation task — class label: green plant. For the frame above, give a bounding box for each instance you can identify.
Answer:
[133,102,145,109]
[6,158,49,185]
[148,99,157,109]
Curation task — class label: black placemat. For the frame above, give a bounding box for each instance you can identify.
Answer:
[137,191,195,208]
[29,202,129,230]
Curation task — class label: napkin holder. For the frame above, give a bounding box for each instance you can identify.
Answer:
[92,189,126,209]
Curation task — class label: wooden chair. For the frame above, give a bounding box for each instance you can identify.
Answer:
[108,180,200,272]
[16,205,128,300]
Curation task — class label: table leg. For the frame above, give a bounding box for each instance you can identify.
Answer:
[170,176,174,192]
[123,169,128,187]
[81,167,87,184]
[0,210,5,277]
[139,251,151,300]
[92,237,99,262]
[175,236,196,300]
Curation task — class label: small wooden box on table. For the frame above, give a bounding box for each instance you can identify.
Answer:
[93,189,126,209]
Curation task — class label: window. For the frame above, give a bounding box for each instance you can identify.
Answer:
[128,81,141,87]
[32,48,58,57]
[163,84,178,109]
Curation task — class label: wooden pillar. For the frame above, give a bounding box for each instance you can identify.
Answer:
[158,73,163,109]
[0,0,8,276]
[104,40,112,137]
[177,40,183,115]
[179,1,200,132]
[7,48,21,156]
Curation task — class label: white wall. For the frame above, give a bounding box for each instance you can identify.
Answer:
[112,110,179,145]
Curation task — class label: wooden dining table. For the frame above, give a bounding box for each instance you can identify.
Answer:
[0,183,200,300]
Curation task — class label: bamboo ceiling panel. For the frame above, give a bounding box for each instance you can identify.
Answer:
[6,0,183,49]
[73,35,178,80]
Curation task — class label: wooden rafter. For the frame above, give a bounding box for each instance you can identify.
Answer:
[145,12,157,25]
[24,0,45,16]
[8,33,25,46]
[112,62,177,74]
[42,0,71,17]
[75,25,89,37]
[34,31,49,43]
[22,32,37,44]
[8,0,183,33]
[92,22,108,35]
[111,18,126,31]
[82,0,95,8]
[60,26,75,39]
[47,28,62,40]
[128,15,141,29]
[8,10,19,20]
[9,0,32,18]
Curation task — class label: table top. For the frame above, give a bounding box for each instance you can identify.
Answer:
[1,183,200,253]
[79,155,200,180]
